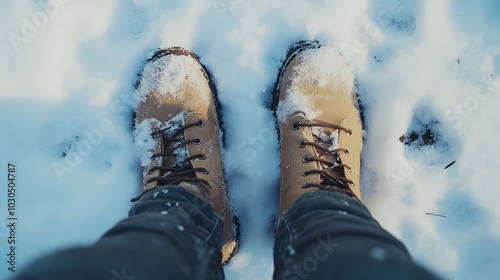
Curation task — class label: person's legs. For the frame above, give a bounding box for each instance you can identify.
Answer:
[273,191,441,280]
[16,47,239,279]
[131,47,239,263]
[15,185,224,280]
[272,41,440,279]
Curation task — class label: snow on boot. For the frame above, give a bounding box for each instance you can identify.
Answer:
[273,41,363,216]
[132,47,238,264]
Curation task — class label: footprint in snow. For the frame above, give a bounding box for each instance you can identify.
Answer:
[399,104,460,167]
[368,0,419,36]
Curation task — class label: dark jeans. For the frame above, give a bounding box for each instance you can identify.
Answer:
[15,186,440,280]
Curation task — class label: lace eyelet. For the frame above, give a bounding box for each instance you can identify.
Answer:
[345,149,350,155]
[150,155,157,160]
[298,141,306,148]
[147,169,153,175]
[194,138,202,145]
[348,129,353,135]
[196,119,204,127]
[301,172,307,177]
[201,169,209,174]
[292,122,300,130]
[302,156,310,163]
[347,167,352,173]
[198,154,206,160]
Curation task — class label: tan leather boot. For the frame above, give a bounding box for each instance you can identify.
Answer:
[132,48,238,264]
[273,42,363,217]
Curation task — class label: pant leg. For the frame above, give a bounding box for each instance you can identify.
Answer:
[273,191,441,280]
[15,186,224,280]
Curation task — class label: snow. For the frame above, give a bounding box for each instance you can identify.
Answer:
[133,118,163,166]
[133,112,186,167]
[311,126,340,152]
[277,93,321,124]
[276,46,355,124]
[135,54,210,106]
[1,0,500,279]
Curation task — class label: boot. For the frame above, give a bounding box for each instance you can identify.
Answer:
[273,41,363,216]
[132,47,238,264]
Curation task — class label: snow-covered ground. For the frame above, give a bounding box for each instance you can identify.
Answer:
[1,0,500,279]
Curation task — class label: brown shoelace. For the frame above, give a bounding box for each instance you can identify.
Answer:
[293,121,358,199]
[131,120,210,202]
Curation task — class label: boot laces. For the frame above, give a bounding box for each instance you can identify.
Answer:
[294,121,358,199]
[131,119,211,202]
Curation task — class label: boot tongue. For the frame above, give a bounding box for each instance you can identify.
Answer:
[310,126,346,187]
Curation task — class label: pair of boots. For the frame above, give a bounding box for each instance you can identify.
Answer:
[133,42,363,264]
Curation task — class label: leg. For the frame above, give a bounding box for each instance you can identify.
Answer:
[273,191,441,279]
[17,47,239,279]
[272,41,440,279]
[15,186,224,280]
